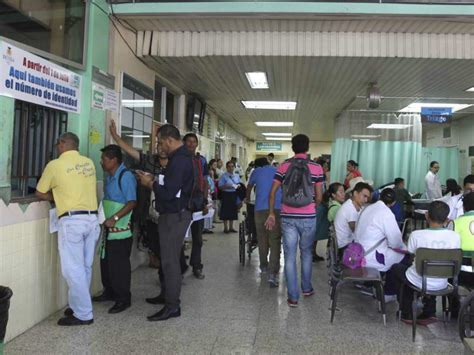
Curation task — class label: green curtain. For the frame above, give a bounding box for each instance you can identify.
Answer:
[331,139,461,194]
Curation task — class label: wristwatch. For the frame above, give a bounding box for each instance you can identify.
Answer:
[113,215,119,221]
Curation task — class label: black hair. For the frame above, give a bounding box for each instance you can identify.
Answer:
[463,192,474,213]
[353,182,373,194]
[464,174,474,186]
[226,161,234,168]
[59,132,79,149]
[427,200,450,224]
[446,178,462,195]
[183,132,198,143]
[380,188,396,205]
[157,124,181,140]
[323,182,344,204]
[394,177,404,186]
[208,158,216,169]
[254,157,270,168]
[347,160,358,168]
[267,153,274,158]
[291,134,309,154]
[101,144,123,164]
[430,161,439,168]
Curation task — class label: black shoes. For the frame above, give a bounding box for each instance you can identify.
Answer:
[145,294,165,305]
[312,255,325,262]
[64,307,74,317]
[108,302,131,314]
[92,292,114,302]
[57,315,93,326]
[147,306,181,321]
[193,269,205,280]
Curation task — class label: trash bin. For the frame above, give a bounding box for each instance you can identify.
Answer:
[0,286,13,353]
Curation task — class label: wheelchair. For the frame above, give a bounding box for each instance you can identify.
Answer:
[239,210,258,266]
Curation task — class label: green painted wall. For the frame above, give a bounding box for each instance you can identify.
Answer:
[0,0,110,204]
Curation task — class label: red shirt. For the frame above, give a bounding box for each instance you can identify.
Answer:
[344,169,362,188]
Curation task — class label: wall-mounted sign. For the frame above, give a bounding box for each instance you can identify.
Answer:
[0,41,82,113]
[421,107,452,124]
[91,66,118,112]
[256,142,282,151]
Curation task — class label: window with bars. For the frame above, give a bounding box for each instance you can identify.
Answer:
[11,100,68,199]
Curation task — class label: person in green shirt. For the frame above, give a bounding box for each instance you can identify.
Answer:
[454,192,474,252]
[327,182,346,223]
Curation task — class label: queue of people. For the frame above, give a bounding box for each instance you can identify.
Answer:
[34,125,474,329]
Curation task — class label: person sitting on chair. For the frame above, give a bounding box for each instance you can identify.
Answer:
[390,201,461,325]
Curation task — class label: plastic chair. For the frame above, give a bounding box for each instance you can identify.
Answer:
[328,226,386,325]
[397,248,463,341]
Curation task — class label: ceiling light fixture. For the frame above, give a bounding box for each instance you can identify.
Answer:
[399,103,471,113]
[255,122,294,127]
[265,137,291,141]
[465,87,474,92]
[242,101,297,110]
[367,123,412,129]
[245,72,269,89]
[122,99,154,108]
[351,134,381,139]
[262,133,292,137]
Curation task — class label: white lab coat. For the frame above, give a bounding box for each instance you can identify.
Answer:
[425,171,442,200]
[439,192,464,220]
[354,201,406,272]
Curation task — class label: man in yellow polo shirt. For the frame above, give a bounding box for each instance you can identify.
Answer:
[36,132,100,326]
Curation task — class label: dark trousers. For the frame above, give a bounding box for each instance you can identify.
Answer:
[391,263,436,318]
[100,237,133,304]
[158,211,192,309]
[190,219,204,271]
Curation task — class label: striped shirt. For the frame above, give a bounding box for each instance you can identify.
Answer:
[274,153,324,218]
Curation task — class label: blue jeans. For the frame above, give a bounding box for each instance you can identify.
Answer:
[281,217,316,301]
[58,215,101,320]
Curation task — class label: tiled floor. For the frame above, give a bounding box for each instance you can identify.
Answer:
[5,227,464,354]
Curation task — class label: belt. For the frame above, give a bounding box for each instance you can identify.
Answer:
[58,210,98,219]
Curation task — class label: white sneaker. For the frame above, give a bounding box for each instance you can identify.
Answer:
[384,294,398,303]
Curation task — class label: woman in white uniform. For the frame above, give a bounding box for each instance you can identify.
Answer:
[354,188,406,272]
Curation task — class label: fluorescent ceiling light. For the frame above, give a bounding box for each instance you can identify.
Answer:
[465,87,474,92]
[351,134,381,139]
[262,133,292,137]
[265,137,291,141]
[255,121,294,127]
[126,134,150,138]
[242,101,297,110]
[245,72,269,89]
[399,102,471,113]
[122,99,154,108]
[367,123,412,129]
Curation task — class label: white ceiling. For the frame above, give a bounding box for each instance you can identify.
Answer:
[120,15,474,141]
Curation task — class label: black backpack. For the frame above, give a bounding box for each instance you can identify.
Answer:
[282,158,314,207]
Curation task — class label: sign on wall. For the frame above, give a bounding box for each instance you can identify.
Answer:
[91,66,118,112]
[0,41,82,113]
[256,142,282,151]
[421,107,452,124]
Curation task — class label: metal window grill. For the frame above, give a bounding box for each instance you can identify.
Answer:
[11,100,68,198]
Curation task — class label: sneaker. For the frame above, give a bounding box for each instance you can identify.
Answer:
[384,294,398,303]
[287,299,298,307]
[268,275,279,288]
[302,289,315,297]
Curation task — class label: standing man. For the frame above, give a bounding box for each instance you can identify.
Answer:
[232,156,244,178]
[35,132,100,326]
[137,124,194,321]
[425,161,442,199]
[93,145,137,314]
[246,157,282,287]
[265,134,324,307]
[267,153,275,165]
[183,133,208,280]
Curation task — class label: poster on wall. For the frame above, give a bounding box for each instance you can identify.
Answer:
[91,66,118,112]
[256,142,282,151]
[0,41,82,113]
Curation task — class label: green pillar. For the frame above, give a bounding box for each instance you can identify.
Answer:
[0,95,14,204]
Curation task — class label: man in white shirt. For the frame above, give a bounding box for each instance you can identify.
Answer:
[354,189,406,273]
[425,161,442,199]
[390,201,461,324]
[451,174,474,219]
[334,182,373,251]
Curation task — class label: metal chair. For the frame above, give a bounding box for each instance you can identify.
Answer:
[328,226,387,325]
[400,218,414,243]
[397,248,463,341]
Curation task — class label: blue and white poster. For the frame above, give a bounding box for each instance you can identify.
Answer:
[421,107,452,124]
[0,41,82,113]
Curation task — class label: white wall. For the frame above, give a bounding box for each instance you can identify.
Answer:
[424,115,474,181]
